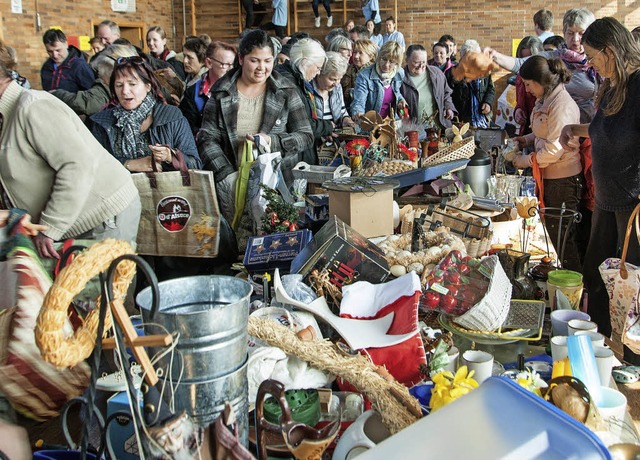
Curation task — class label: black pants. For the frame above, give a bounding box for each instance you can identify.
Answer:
[312,0,331,17]
[542,173,584,272]
[583,206,640,337]
[262,22,286,39]
[241,0,266,29]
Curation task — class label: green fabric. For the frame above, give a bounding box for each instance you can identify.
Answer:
[233,140,255,230]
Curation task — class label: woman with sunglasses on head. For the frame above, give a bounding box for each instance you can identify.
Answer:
[179,41,237,136]
[90,56,201,173]
[559,18,640,343]
[275,37,332,165]
[198,30,313,227]
[350,40,406,120]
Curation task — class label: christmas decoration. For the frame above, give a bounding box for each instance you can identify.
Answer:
[260,185,299,234]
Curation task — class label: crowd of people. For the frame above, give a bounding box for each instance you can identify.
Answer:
[1,8,640,350]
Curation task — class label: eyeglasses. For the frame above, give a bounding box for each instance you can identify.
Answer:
[339,47,353,54]
[379,57,398,66]
[211,57,234,69]
[586,48,604,64]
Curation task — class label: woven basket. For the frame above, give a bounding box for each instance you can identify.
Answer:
[453,255,512,331]
[422,136,475,167]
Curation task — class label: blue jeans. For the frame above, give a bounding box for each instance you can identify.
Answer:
[542,173,584,271]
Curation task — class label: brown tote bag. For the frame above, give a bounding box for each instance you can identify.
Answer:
[132,150,221,257]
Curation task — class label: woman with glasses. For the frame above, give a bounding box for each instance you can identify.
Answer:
[341,38,377,112]
[90,56,201,172]
[559,18,640,342]
[198,30,313,227]
[351,40,406,120]
[180,41,237,136]
[510,56,583,271]
[275,37,332,165]
[327,35,353,61]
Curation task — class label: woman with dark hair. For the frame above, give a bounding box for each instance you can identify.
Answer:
[198,30,313,224]
[182,37,208,87]
[429,41,453,73]
[90,56,201,171]
[511,55,582,270]
[560,17,640,339]
[366,19,383,48]
[513,36,544,135]
[543,35,566,52]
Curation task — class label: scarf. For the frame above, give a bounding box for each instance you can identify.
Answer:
[375,62,397,88]
[557,45,599,82]
[304,81,318,119]
[470,79,489,128]
[112,93,156,160]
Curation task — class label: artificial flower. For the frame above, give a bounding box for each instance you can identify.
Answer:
[346,138,371,156]
[515,368,548,396]
[429,365,479,412]
[397,142,418,162]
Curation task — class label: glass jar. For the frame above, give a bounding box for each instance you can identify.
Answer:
[547,269,583,311]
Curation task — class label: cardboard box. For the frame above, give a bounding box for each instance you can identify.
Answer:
[243,229,313,273]
[290,216,390,289]
[324,178,398,238]
[107,391,142,460]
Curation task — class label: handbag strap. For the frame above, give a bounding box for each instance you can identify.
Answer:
[619,201,640,279]
[149,148,191,187]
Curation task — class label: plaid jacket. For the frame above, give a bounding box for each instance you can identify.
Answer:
[198,68,314,184]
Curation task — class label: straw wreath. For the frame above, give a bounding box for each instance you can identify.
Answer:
[248,317,421,434]
[35,239,136,368]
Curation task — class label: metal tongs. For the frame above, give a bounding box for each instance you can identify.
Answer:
[273,269,414,350]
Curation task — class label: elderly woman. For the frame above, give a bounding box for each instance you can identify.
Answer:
[341,38,377,111]
[511,56,583,271]
[0,39,140,259]
[52,44,137,118]
[488,8,598,123]
[276,37,332,165]
[401,44,455,128]
[446,39,495,127]
[90,56,201,172]
[560,18,640,341]
[351,40,406,119]
[429,41,453,73]
[198,30,313,224]
[312,51,355,129]
[327,35,353,61]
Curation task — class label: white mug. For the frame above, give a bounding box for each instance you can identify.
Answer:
[594,346,615,386]
[444,346,459,373]
[462,350,494,384]
[567,319,598,336]
[574,331,605,348]
[550,336,568,361]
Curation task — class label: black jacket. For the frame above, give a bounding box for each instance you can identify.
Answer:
[445,67,495,125]
[41,45,95,93]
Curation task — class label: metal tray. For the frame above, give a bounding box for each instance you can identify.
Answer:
[386,158,470,188]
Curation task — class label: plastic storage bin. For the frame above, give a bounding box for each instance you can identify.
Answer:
[358,376,610,460]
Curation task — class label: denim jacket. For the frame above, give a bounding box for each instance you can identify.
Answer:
[350,65,405,117]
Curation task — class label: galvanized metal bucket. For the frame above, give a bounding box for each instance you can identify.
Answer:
[136,275,252,380]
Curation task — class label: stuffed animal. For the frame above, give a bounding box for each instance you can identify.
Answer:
[451,50,500,81]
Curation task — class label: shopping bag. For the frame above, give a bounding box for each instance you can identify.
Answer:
[132,150,221,257]
[233,140,257,230]
[599,202,640,354]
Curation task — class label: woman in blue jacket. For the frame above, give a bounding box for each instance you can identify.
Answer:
[90,56,201,171]
[350,40,406,120]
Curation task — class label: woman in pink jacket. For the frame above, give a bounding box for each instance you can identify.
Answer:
[512,56,583,270]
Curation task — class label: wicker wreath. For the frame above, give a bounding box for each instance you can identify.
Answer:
[35,239,136,368]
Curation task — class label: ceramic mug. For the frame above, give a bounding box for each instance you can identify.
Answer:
[444,346,460,373]
[462,350,494,384]
[550,309,591,337]
[550,336,568,361]
[332,410,391,460]
[567,319,598,336]
[574,331,606,348]
[594,346,615,386]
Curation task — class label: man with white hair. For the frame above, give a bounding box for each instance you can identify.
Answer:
[97,20,121,46]
[445,39,495,127]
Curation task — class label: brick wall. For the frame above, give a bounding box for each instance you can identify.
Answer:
[2,0,175,89]
[4,0,640,90]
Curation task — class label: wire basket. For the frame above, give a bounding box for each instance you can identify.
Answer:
[453,255,512,331]
[422,136,475,167]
